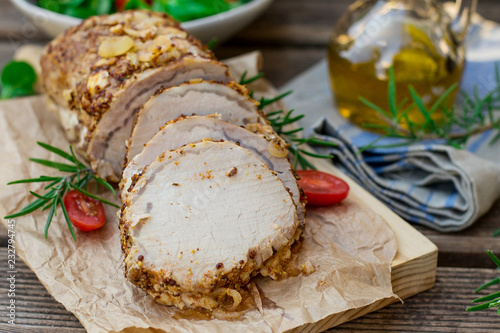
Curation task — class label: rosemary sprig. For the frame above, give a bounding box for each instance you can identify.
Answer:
[240,71,336,170]
[4,142,119,241]
[359,65,500,151]
[467,251,500,315]
[239,70,264,86]
[266,109,336,170]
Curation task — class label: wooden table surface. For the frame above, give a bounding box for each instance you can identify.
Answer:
[1,0,500,331]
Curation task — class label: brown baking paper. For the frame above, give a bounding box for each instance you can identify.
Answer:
[0,52,398,333]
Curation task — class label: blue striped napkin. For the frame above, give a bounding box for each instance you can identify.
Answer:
[282,12,500,232]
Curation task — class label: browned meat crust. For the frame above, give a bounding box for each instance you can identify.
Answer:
[41,10,213,124]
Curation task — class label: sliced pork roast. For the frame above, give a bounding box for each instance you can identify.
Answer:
[121,115,305,226]
[41,11,232,181]
[125,80,267,165]
[120,140,300,310]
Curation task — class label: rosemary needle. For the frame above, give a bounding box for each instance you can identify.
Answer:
[4,142,119,241]
[359,64,500,150]
[467,251,500,315]
[241,72,336,170]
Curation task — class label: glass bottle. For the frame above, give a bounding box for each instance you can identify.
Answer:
[328,0,477,131]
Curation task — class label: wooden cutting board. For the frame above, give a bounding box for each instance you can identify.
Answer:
[0,156,438,333]
[0,97,437,333]
[293,155,438,332]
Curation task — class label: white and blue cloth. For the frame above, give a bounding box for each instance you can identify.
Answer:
[282,12,500,232]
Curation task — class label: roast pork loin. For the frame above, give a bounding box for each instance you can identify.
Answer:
[41,11,232,181]
[121,115,305,226]
[41,10,308,312]
[120,140,300,310]
[125,80,266,166]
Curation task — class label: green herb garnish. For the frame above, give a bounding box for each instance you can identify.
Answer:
[125,0,152,11]
[266,109,336,170]
[240,71,336,170]
[37,0,253,22]
[151,0,251,22]
[206,37,218,50]
[359,65,500,151]
[38,0,114,18]
[1,61,37,100]
[467,251,500,314]
[4,142,119,241]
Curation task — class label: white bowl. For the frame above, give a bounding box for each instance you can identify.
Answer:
[9,0,273,43]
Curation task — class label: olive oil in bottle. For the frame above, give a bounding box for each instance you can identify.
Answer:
[328,0,468,131]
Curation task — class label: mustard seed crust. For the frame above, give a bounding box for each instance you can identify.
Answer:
[41,10,213,123]
[119,208,303,310]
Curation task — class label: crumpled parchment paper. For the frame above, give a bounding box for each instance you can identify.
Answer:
[0,52,397,333]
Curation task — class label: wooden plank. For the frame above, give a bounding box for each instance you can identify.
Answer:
[0,42,18,72]
[0,326,83,333]
[0,0,49,42]
[0,252,85,331]
[0,0,50,41]
[334,267,500,332]
[1,250,496,332]
[426,234,500,268]
[414,199,500,268]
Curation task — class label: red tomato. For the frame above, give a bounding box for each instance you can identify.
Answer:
[115,0,152,11]
[115,0,128,11]
[296,170,350,206]
[63,190,106,232]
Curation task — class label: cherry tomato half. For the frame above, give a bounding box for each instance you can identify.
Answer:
[296,170,350,206]
[63,190,106,232]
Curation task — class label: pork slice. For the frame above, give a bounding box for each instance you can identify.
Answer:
[86,57,232,182]
[120,140,299,309]
[125,80,266,166]
[121,115,305,227]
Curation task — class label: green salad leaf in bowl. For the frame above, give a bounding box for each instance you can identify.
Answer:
[37,0,253,22]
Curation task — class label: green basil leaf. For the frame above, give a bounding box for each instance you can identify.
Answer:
[151,0,166,12]
[96,0,114,15]
[1,61,37,89]
[67,0,87,7]
[164,0,232,22]
[64,6,96,19]
[125,0,151,10]
[0,86,35,100]
[37,0,64,13]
